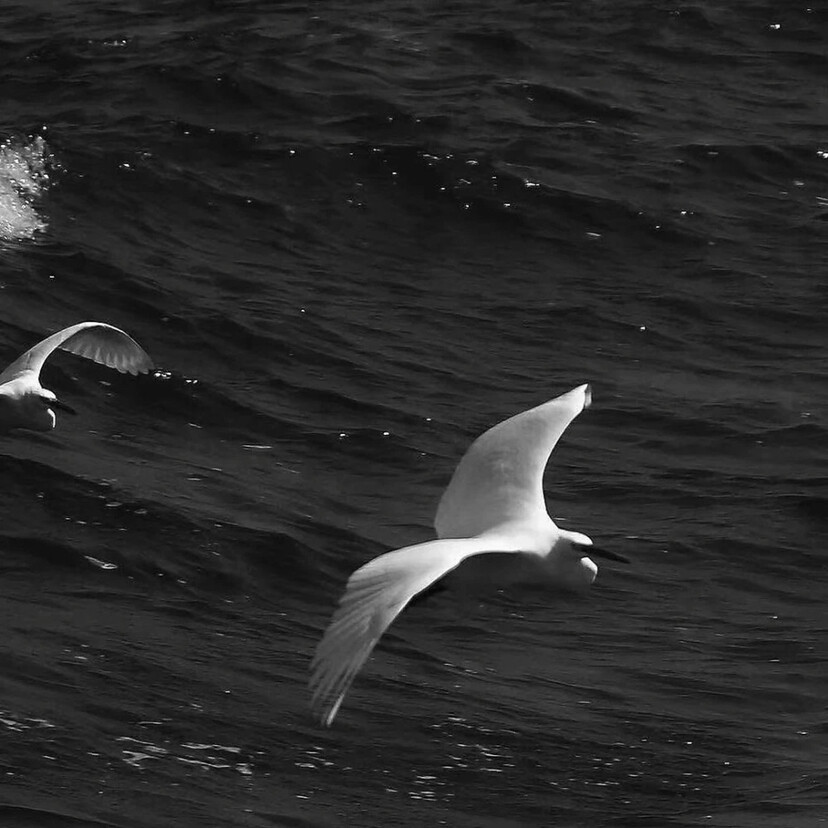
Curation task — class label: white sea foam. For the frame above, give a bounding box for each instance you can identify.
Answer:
[0,135,51,241]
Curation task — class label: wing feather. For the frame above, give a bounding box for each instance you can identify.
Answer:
[435,384,591,538]
[310,536,519,726]
[0,322,154,383]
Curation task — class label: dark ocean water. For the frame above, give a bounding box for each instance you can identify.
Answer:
[1,1,827,825]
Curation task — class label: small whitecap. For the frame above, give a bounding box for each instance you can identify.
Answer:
[84,555,118,571]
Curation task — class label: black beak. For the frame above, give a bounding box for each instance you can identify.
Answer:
[575,543,630,564]
[50,397,78,415]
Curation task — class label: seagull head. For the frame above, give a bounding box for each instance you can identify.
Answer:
[0,379,77,432]
[32,389,77,430]
[555,530,630,589]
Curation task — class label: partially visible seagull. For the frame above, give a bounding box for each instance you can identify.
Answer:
[310,383,629,726]
[0,321,154,432]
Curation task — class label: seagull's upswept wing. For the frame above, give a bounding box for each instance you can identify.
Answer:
[435,384,591,538]
[0,322,154,384]
[310,535,523,726]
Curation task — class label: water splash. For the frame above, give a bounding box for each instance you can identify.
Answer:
[0,135,51,242]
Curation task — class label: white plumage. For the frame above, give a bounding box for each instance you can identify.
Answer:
[310,383,628,726]
[0,321,153,432]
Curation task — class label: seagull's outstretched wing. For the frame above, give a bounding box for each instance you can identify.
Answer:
[435,384,591,538]
[310,535,522,726]
[0,322,154,383]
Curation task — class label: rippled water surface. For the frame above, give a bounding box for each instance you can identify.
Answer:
[1,2,826,826]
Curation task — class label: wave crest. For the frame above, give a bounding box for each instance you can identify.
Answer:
[0,134,52,242]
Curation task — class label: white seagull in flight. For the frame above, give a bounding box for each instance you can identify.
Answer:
[310,383,629,726]
[0,321,154,432]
